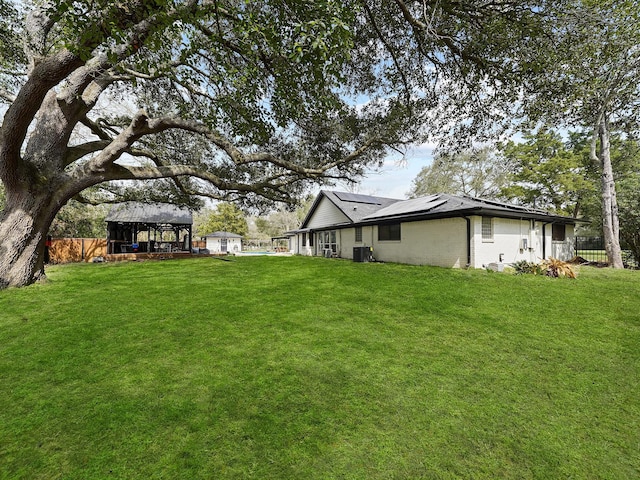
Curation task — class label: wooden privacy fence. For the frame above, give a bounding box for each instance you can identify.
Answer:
[48,238,208,264]
[49,238,107,264]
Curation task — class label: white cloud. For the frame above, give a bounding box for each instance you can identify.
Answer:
[349,142,435,199]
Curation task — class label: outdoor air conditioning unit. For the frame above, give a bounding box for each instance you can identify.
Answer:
[353,246,371,262]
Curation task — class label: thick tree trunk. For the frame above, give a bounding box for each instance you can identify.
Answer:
[0,192,60,288]
[598,120,624,269]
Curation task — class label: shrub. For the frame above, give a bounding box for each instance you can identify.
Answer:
[512,258,577,278]
[542,257,577,278]
[512,260,545,275]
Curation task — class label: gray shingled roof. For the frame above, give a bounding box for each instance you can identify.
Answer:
[105,202,193,225]
[297,191,578,231]
[300,190,400,228]
[203,231,243,238]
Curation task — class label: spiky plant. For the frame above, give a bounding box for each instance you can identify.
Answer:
[542,258,577,278]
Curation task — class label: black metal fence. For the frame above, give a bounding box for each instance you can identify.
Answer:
[575,236,638,267]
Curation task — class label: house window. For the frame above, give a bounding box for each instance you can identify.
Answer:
[355,227,362,242]
[309,232,314,246]
[482,217,493,242]
[552,224,566,241]
[378,223,401,241]
[317,230,337,254]
[302,233,306,247]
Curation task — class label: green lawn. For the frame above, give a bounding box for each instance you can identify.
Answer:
[1,257,639,479]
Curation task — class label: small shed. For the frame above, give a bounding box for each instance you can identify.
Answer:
[203,231,243,254]
[106,202,193,254]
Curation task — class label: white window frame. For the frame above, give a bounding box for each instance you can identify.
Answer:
[482,217,493,242]
[317,230,337,254]
[355,226,363,243]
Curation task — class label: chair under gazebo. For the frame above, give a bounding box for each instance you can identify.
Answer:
[105,202,193,255]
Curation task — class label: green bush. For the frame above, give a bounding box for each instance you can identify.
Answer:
[512,258,577,278]
[512,260,545,275]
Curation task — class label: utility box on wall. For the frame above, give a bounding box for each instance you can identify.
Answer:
[353,246,372,262]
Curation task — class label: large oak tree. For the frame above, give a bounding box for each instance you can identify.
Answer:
[408,147,510,199]
[519,0,640,268]
[0,0,553,288]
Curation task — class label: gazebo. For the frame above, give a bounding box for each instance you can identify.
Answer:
[105,202,193,255]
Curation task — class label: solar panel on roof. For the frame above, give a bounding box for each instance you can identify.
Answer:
[363,196,447,219]
[334,191,382,205]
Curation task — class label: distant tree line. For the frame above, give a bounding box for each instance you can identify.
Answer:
[2,0,640,287]
[408,128,640,264]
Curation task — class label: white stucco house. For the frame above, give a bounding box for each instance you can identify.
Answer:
[203,231,243,254]
[287,191,579,268]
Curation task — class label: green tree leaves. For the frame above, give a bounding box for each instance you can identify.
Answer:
[618,174,640,264]
[195,203,248,238]
[49,200,108,238]
[500,129,593,216]
[408,147,510,199]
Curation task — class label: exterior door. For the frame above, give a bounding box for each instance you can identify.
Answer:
[317,230,337,256]
[221,238,228,253]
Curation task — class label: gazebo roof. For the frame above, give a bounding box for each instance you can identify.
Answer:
[106,202,193,225]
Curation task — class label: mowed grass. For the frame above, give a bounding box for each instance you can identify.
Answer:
[1,256,639,479]
[575,250,609,262]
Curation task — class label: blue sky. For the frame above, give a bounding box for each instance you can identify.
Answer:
[339,143,435,199]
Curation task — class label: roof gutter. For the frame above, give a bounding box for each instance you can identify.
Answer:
[361,207,582,226]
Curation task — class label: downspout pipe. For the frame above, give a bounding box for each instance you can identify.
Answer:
[542,222,551,260]
[463,217,471,268]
